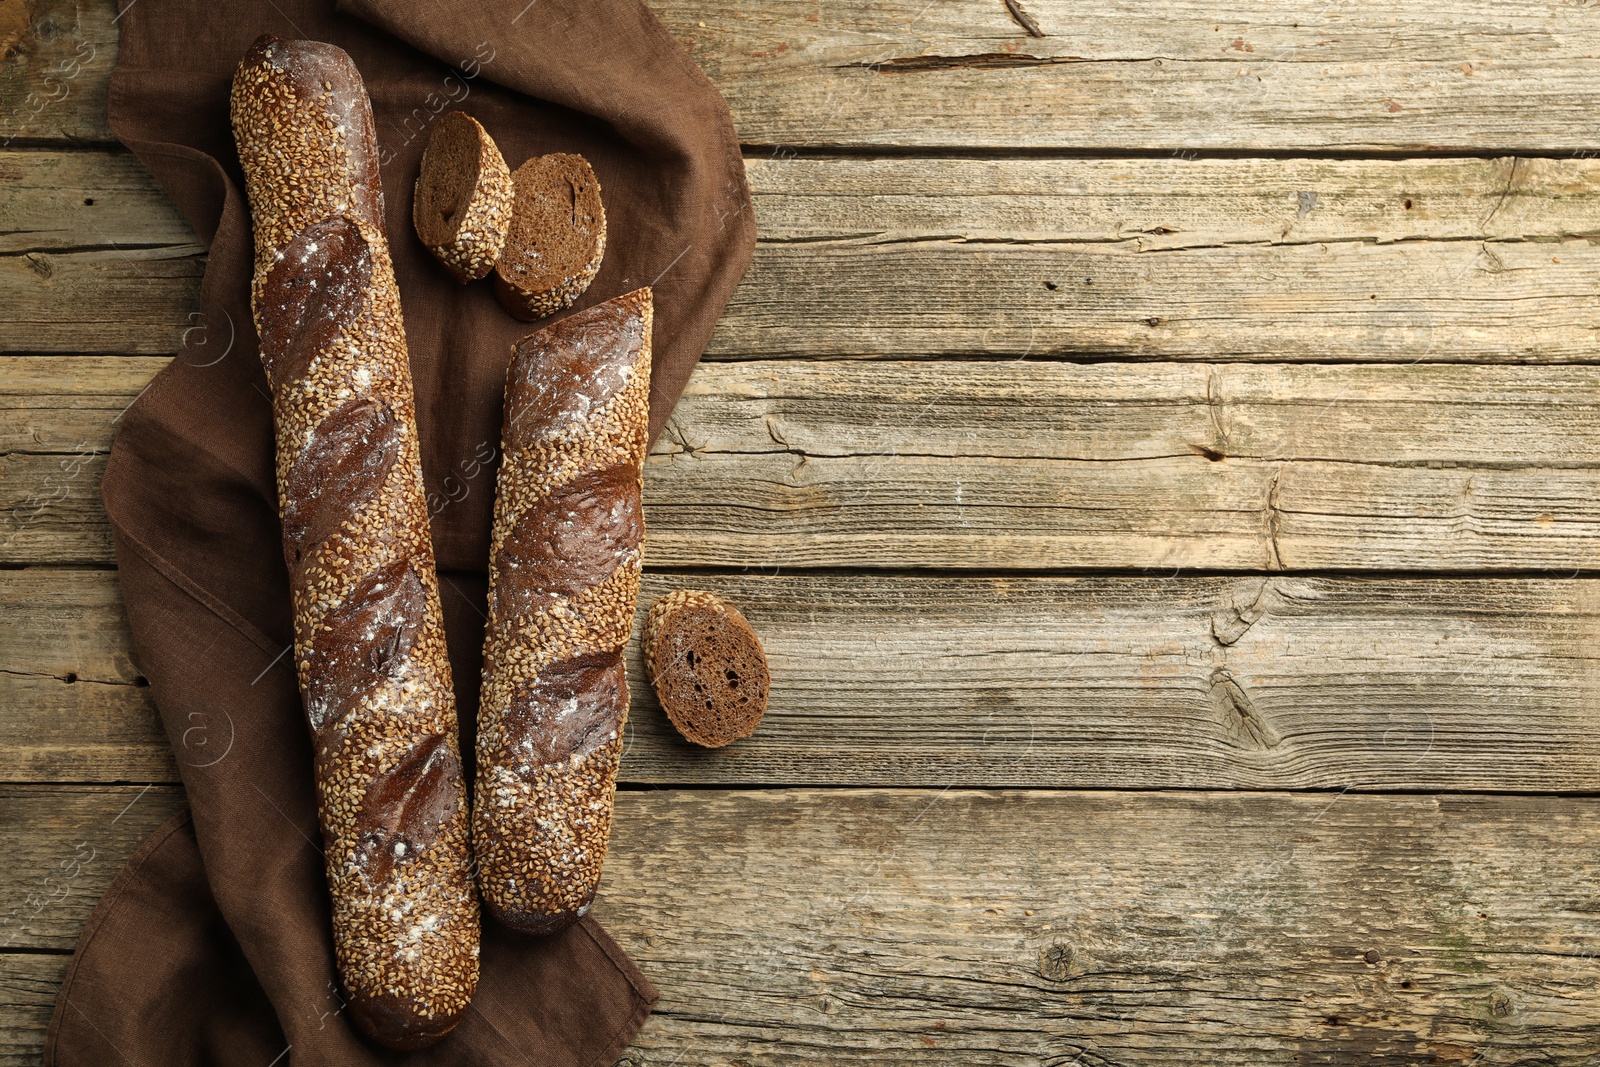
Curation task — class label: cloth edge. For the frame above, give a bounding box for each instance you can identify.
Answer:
[42,808,198,1067]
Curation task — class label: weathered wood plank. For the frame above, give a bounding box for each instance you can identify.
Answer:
[7,568,1600,792]
[9,358,1600,570]
[0,953,65,1067]
[0,151,192,253]
[745,155,1600,246]
[0,243,204,355]
[0,786,182,950]
[606,789,1600,1065]
[18,149,1600,253]
[0,0,116,147]
[0,568,174,784]
[0,672,172,784]
[709,233,1600,362]
[4,786,1600,1063]
[664,0,1600,152]
[11,150,1600,362]
[16,0,1600,153]
[0,355,163,453]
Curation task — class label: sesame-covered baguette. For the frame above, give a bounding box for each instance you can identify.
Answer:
[231,35,479,1050]
[476,288,653,935]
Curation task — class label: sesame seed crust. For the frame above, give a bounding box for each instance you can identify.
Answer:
[231,35,479,1051]
[413,112,513,283]
[475,288,653,935]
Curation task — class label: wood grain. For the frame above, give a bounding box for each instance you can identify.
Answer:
[17,0,1600,152]
[10,357,1600,571]
[0,954,65,1067]
[0,0,116,147]
[8,568,1600,792]
[12,152,1600,363]
[0,151,192,253]
[0,243,204,355]
[745,155,1600,246]
[662,0,1600,152]
[0,786,182,951]
[3,786,1600,1063]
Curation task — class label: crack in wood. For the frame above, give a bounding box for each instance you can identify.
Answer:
[1480,156,1521,229]
[1264,468,1285,571]
[853,52,1086,73]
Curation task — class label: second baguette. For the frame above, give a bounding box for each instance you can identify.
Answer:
[474,288,653,934]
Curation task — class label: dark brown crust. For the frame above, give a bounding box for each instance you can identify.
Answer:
[475,288,652,935]
[232,34,479,1051]
[643,591,770,748]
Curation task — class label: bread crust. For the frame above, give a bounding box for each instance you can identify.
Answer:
[231,34,479,1050]
[412,111,513,283]
[643,590,770,748]
[475,288,652,934]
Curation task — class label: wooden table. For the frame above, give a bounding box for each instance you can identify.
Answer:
[6,0,1600,1061]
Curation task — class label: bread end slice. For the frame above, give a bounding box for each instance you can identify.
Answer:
[492,152,606,320]
[412,111,513,283]
[644,590,769,748]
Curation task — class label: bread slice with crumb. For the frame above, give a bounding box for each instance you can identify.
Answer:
[413,111,514,283]
[644,590,770,748]
[492,153,606,320]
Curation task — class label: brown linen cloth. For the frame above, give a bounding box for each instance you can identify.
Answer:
[46,0,754,1062]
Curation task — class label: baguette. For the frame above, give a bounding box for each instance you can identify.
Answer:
[231,34,479,1049]
[475,288,653,934]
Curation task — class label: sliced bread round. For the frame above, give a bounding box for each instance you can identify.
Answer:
[643,590,769,748]
[492,152,606,321]
[412,111,514,283]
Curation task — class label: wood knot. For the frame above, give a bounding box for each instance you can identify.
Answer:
[1209,667,1281,750]
[1037,939,1074,981]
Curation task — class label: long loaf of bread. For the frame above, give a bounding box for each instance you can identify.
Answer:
[475,288,653,934]
[231,35,479,1049]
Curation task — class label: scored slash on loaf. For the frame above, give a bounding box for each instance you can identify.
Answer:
[474,287,654,935]
[231,34,479,1050]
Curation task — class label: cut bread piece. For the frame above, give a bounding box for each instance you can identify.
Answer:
[413,111,514,283]
[492,152,606,320]
[644,590,770,748]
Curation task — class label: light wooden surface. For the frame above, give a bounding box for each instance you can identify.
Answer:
[4,0,1600,1062]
